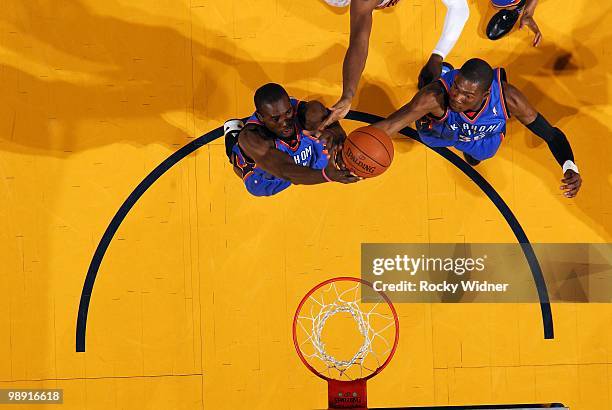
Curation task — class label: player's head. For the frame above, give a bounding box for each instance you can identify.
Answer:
[449,58,494,112]
[254,83,295,138]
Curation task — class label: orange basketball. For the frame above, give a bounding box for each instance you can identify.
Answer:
[342,126,394,178]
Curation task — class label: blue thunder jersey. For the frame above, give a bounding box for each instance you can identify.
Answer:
[418,68,510,161]
[232,98,329,197]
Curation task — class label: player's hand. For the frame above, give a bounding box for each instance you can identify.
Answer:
[519,13,542,47]
[560,170,581,198]
[303,128,343,153]
[325,145,360,184]
[320,97,352,130]
[418,54,443,89]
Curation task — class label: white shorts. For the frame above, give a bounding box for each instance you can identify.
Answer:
[323,0,397,9]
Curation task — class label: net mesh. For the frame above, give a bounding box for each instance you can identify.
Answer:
[295,279,397,381]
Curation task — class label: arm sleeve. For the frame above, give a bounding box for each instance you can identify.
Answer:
[526,113,575,167]
[432,0,470,59]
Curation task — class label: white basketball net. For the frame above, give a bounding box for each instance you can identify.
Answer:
[295,280,397,381]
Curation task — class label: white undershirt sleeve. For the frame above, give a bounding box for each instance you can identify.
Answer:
[432,0,470,59]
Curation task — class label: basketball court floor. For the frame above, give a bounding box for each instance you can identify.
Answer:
[1,0,611,409]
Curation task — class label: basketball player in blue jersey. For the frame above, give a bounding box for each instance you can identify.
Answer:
[373,58,582,198]
[320,0,470,128]
[223,83,359,197]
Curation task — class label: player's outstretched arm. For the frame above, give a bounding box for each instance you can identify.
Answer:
[504,82,581,198]
[320,0,378,129]
[372,83,445,136]
[238,127,359,185]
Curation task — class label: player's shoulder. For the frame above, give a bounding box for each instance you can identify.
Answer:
[500,82,523,107]
[239,124,275,155]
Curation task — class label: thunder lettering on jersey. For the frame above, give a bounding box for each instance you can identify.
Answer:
[232,98,328,197]
[418,68,510,161]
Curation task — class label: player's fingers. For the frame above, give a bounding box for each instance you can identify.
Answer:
[328,145,341,163]
[335,150,347,171]
[561,174,579,183]
[341,174,361,184]
[533,31,542,47]
[561,179,581,193]
[319,115,335,131]
[560,180,576,190]
[525,18,540,37]
[570,186,581,196]
[322,109,342,129]
[564,187,579,198]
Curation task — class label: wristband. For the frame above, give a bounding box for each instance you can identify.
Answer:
[321,168,334,182]
[562,160,579,175]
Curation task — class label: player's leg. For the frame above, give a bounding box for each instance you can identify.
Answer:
[486,0,527,40]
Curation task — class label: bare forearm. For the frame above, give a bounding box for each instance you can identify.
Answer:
[374,109,414,135]
[343,7,373,101]
[342,42,368,100]
[262,162,327,185]
[375,98,430,136]
[283,169,327,185]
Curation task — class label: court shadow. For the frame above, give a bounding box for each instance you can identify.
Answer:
[204,43,348,101]
[2,1,347,156]
[0,0,230,155]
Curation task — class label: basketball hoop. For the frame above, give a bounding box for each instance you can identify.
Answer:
[293,277,400,409]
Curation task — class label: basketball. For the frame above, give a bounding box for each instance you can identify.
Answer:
[342,126,394,178]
